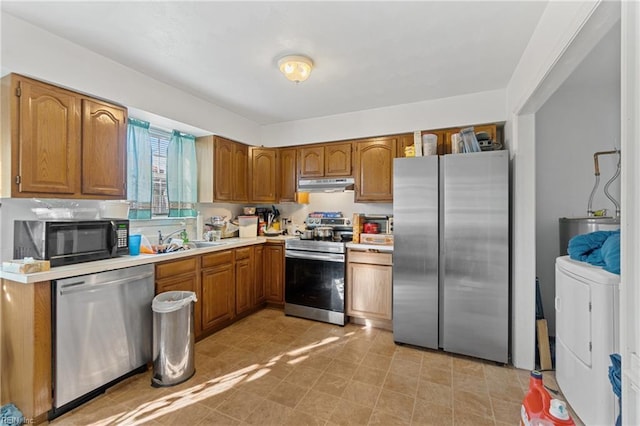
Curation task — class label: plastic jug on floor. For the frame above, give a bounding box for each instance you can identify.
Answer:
[521,370,575,426]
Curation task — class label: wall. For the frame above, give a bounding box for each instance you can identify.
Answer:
[535,22,621,336]
[0,13,260,143]
[260,89,507,147]
[275,193,392,228]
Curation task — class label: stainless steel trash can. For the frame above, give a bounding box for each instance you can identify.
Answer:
[151,291,197,387]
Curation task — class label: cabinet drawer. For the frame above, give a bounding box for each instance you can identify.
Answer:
[156,257,198,279]
[348,250,393,266]
[202,250,234,268]
[235,247,252,260]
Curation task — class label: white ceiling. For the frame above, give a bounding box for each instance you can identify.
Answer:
[1,1,548,126]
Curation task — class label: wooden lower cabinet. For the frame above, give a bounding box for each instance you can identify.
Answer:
[155,257,201,336]
[264,241,285,306]
[0,280,52,423]
[346,249,393,326]
[201,250,235,331]
[234,247,253,315]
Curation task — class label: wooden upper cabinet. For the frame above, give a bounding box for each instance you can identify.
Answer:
[1,74,127,199]
[354,136,396,202]
[278,147,297,202]
[13,77,80,196]
[233,142,249,203]
[473,124,499,144]
[397,133,414,158]
[299,143,352,178]
[81,99,127,197]
[325,142,352,176]
[250,147,277,203]
[209,136,249,203]
[299,145,324,178]
[213,137,234,201]
[200,136,273,203]
[442,124,499,154]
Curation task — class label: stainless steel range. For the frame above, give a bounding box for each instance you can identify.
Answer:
[284,215,352,326]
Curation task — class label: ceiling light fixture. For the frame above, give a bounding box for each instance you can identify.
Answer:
[278,55,313,83]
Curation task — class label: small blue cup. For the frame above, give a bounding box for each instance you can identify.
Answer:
[129,234,142,256]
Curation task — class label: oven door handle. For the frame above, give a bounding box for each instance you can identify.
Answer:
[285,251,345,263]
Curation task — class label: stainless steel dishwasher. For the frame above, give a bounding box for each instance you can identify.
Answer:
[52,264,154,417]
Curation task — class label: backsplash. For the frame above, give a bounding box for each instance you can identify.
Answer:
[0,193,392,263]
[275,192,392,226]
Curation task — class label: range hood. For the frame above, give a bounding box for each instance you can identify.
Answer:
[298,177,355,192]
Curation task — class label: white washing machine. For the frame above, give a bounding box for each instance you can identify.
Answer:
[555,255,620,425]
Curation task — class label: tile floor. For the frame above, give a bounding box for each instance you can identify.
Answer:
[51,308,572,425]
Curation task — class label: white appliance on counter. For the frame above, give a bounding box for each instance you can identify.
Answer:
[393,151,509,363]
[555,255,620,426]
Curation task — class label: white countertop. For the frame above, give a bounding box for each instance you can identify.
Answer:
[346,242,394,252]
[0,237,291,284]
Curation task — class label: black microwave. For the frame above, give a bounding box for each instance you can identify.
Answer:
[13,220,130,267]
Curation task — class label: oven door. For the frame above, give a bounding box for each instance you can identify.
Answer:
[46,221,116,266]
[285,250,345,313]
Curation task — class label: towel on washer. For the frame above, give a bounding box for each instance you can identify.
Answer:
[1,403,24,425]
[568,229,620,274]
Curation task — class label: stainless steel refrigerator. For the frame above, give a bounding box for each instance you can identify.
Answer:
[393,151,509,363]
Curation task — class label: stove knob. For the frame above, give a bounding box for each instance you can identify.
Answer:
[345,219,351,225]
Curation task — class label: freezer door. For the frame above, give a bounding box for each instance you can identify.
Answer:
[393,156,439,348]
[441,151,509,363]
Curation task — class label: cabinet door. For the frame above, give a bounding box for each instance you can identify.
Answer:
[279,148,297,202]
[202,263,235,330]
[347,262,392,320]
[354,137,396,202]
[16,78,80,196]
[81,99,127,197]
[254,245,266,306]
[233,142,249,202]
[397,133,414,158]
[214,137,234,201]
[250,147,277,203]
[235,257,253,315]
[325,142,352,177]
[264,243,284,305]
[299,146,324,178]
[155,273,201,335]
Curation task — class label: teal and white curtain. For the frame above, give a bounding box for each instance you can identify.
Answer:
[167,130,197,217]
[126,118,152,219]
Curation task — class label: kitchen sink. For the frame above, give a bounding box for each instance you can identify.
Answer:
[191,241,230,248]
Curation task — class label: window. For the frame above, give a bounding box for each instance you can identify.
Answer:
[149,128,171,216]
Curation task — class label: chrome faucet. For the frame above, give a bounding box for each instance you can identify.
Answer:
[158,228,186,246]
